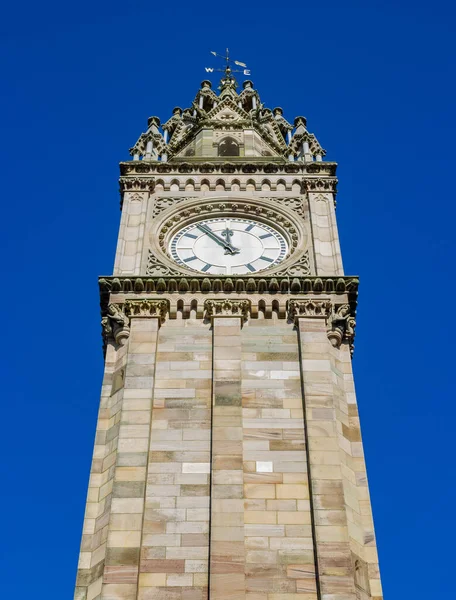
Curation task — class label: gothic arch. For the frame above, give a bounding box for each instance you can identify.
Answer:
[170,178,180,192]
[292,179,302,192]
[218,136,240,157]
[200,178,210,191]
[231,178,241,192]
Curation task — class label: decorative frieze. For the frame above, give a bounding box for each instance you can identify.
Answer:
[119,177,155,191]
[287,298,332,322]
[204,298,251,322]
[120,161,337,177]
[124,299,169,322]
[99,274,359,298]
[303,177,338,192]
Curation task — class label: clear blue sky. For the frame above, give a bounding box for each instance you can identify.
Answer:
[1,1,455,597]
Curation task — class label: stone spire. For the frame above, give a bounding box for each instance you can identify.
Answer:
[129,79,326,163]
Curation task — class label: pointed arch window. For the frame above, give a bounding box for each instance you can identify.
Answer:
[218,137,240,157]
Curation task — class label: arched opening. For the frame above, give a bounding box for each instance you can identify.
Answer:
[218,137,240,157]
[258,299,266,319]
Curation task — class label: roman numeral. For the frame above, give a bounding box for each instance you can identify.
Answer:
[259,256,274,262]
[184,233,198,239]
[259,233,273,239]
[245,223,255,231]
[201,263,211,272]
[246,263,256,272]
[183,256,197,262]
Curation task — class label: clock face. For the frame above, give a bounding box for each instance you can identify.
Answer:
[170,217,287,275]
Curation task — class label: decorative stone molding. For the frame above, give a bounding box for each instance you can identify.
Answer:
[304,177,338,193]
[204,299,251,322]
[101,304,130,346]
[275,251,310,276]
[152,197,191,218]
[327,303,356,351]
[260,197,306,218]
[287,299,332,323]
[288,299,356,354]
[120,162,337,177]
[156,199,300,255]
[100,275,359,298]
[101,300,170,347]
[124,299,169,323]
[146,249,186,277]
[119,177,155,191]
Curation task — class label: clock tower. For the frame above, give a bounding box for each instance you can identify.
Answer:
[74,72,383,600]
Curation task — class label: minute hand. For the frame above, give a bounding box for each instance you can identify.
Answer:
[198,224,240,255]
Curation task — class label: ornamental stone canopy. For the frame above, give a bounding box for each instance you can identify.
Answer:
[129,78,326,163]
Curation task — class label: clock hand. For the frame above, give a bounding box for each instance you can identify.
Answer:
[197,224,240,255]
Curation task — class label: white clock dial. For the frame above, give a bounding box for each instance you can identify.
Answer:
[170,217,287,275]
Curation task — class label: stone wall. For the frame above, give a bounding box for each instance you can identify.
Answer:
[75,312,382,600]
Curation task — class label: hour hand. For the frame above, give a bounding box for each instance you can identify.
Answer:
[198,224,240,255]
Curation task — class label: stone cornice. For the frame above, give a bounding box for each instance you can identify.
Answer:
[100,275,358,302]
[120,161,337,177]
[99,279,359,354]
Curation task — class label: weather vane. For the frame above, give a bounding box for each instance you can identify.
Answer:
[205,48,251,77]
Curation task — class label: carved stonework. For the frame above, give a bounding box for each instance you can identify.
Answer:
[119,177,155,192]
[146,249,186,277]
[275,250,310,276]
[100,275,359,297]
[124,299,169,323]
[101,304,130,346]
[120,162,337,177]
[129,192,144,202]
[155,200,301,255]
[288,299,356,353]
[327,303,356,351]
[204,299,251,322]
[153,197,190,218]
[260,197,305,218]
[304,178,338,193]
[287,299,332,323]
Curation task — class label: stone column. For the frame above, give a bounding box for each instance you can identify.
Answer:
[101,314,161,600]
[113,190,148,276]
[307,191,344,276]
[293,301,358,600]
[208,301,249,600]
